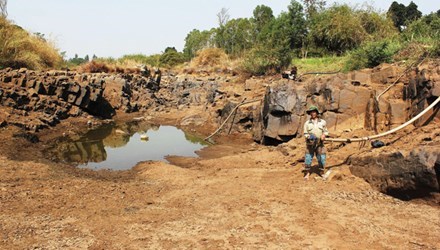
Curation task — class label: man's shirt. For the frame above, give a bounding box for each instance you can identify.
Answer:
[303,118,329,138]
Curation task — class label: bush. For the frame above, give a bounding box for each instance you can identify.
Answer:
[344,39,400,71]
[402,14,440,42]
[241,45,291,75]
[0,17,62,69]
[159,47,185,68]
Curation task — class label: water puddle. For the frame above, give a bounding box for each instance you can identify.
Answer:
[48,122,209,170]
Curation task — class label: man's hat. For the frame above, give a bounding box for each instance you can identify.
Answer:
[306,105,320,114]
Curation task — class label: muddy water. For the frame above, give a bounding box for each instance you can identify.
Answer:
[48,122,208,170]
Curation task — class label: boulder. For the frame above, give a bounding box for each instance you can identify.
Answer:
[389,99,408,125]
[350,147,439,199]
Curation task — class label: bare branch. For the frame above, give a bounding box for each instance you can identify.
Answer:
[0,0,7,17]
[217,8,230,27]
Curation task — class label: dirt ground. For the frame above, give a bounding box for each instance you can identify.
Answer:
[0,110,439,249]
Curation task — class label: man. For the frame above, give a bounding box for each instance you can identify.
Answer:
[303,105,329,180]
[282,66,298,81]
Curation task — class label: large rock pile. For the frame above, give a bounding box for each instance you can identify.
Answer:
[0,68,160,131]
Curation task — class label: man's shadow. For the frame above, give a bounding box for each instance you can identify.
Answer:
[302,164,324,178]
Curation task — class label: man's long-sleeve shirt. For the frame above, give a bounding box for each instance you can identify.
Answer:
[303,118,329,139]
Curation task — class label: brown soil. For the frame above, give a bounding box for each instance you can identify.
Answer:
[1,111,439,249]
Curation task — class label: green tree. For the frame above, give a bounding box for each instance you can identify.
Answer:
[388,1,422,31]
[301,0,326,18]
[358,9,398,40]
[286,0,307,50]
[243,12,293,74]
[387,1,406,31]
[221,18,254,57]
[310,4,367,53]
[252,5,274,34]
[183,29,214,59]
[405,1,422,23]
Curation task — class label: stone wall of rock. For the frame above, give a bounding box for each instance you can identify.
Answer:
[0,68,161,131]
[403,61,440,126]
[253,73,375,144]
[253,62,440,144]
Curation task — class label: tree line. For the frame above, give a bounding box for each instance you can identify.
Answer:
[182,0,439,74]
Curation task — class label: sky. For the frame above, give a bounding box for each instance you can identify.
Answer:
[7,0,438,59]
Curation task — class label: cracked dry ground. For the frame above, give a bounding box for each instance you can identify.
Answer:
[1,129,439,250]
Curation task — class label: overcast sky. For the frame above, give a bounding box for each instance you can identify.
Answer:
[7,0,438,58]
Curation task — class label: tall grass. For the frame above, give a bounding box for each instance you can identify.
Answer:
[119,54,161,67]
[292,56,348,73]
[0,17,62,70]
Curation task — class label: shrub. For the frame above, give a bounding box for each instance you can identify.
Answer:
[344,39,400,71]
[159,47,185,68]
[0,17,62,69]
[402,14,440,42]
[240,45,291,75]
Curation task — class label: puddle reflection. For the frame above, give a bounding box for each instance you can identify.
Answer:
[49,122,208,170]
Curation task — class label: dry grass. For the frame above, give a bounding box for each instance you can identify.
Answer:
[181,48,236,75]
[0,17,62,70]
[190,48,228,68]
[78,60,140,74]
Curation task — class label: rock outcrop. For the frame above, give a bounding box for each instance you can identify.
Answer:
[253,74,374,144]
[253,62,440,145]
[349,147,440,200]
[0,68,161,131]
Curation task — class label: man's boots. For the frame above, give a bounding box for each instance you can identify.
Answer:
[303,164,311,180]
[318,164,324,172]
[304,164,311,172]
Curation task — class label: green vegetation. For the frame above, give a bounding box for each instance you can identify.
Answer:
[181,0,438,75]
[0,0,438,74]
[119,54,160,66]
[345,40,400,71]
[0,16,62,70]
[159,47,185,68]
[292,56,347,73]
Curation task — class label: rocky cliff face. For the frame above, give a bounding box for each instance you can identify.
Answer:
[0,67,236,132]
[253,61,440,145]
[0,68,161,131]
